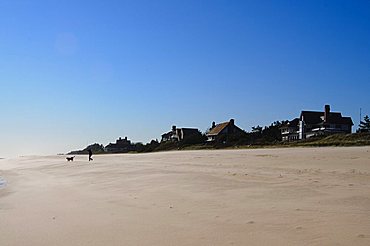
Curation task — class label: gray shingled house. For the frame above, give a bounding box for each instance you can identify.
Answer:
[161,126,202,142]
[281,105,353,141]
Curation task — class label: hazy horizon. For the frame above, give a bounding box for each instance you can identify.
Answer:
[1,0,369,157]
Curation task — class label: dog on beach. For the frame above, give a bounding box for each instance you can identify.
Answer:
[66,156,75,162]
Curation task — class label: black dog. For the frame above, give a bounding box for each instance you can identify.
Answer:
[66,156,75,162]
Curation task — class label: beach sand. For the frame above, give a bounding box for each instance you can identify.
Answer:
[1,147,370,245]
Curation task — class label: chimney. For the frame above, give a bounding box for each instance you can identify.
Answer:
[172,125,176,132]
[324,105,330,123]
[211,121,216,129]
[229,119,235,126]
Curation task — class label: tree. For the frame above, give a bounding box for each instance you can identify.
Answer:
[359,115,370,132]
[251,125,262,133]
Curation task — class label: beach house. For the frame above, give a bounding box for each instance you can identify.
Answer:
[281,105,353,141]
[206,119,245,141]
[105,137,135,153]
[161,126,202,142]
[280,118,300,141]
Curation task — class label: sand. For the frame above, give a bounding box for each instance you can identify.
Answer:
[1,147,370,246]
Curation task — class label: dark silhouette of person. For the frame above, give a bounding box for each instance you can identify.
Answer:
[88,149,93,161]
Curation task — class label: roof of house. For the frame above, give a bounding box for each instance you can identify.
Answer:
[300,111,353,125]
[178,128,200,134]
[178,127,198,131]
[300,111,323,125]
[207,122,230,136]
[327,114,353,125]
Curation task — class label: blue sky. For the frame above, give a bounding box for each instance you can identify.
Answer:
[0,0,369,156]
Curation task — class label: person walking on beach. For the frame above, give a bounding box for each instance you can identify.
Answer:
[88,149,93,161]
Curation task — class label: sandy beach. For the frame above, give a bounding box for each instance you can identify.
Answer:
[1,147,370,246]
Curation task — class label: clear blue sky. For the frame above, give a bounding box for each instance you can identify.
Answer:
[1,0,369,157]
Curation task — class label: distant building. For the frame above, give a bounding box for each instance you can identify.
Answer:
[280,118,300,141]
[206,119,245,141]
[105,137,135,153]
[280,105,353,141]
[161,126,201,142]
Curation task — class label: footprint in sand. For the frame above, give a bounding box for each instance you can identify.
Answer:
[247,220,255,224]
[358,234,366,238]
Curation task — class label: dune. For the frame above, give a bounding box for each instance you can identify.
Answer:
[1,147,370,245]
